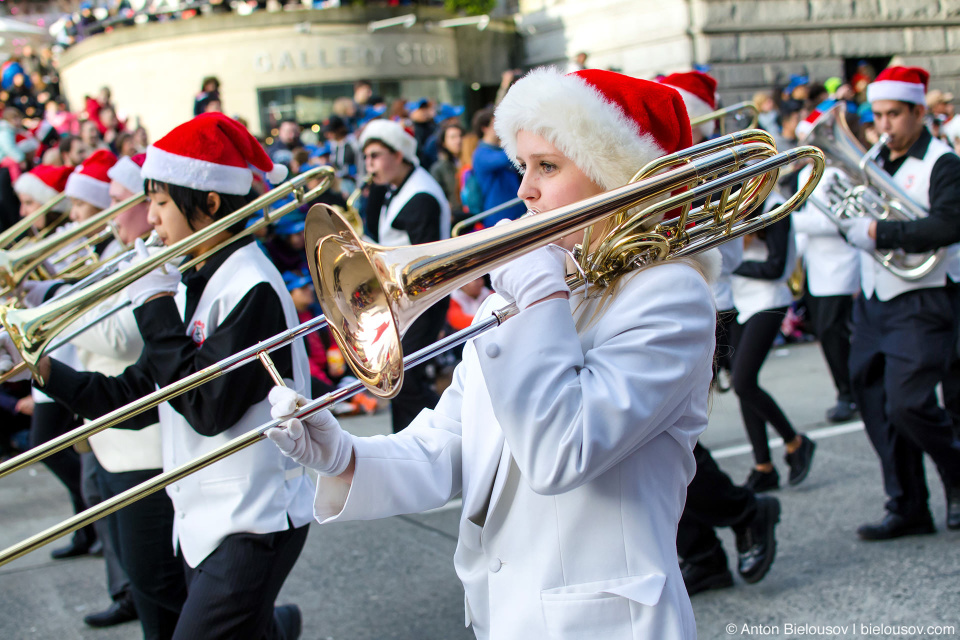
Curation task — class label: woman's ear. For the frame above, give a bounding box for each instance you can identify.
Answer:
[206,192,221,218]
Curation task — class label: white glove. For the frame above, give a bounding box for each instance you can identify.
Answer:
[0,331,31,381]
[265,386,353,476]
[20,279,64,308]
[489,243,569,310]
[838,217,876,252]
[122,238,181,308]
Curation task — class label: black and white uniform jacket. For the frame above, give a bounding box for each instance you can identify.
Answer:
[42,237,314,567]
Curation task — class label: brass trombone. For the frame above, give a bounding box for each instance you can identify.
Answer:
[307,131,822,398]
[0,193,146,294]
[690,101,760,137]
[0,138,824,564]
[0,166,336,385]
[0,193,70,250]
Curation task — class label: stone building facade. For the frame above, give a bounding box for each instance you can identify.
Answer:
[516,0,960,103]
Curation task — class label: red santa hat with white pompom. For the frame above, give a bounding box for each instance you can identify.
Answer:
[493,67,692,191]
[866,66,929,106]
[659,71,719,139]
[65,149,118,210]
[14,164,75,212]
[142,112,288,195]
[107,153,147,195]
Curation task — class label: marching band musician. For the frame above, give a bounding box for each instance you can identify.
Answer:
[268,69,717,639]
[359,119,451,433]
[59,153,188,636]
[2,113,313,639]
[836,66,960,539]
[792,155,861,424]
[730,192,816,492]
[8,163,97,564]
[663,71,782,598]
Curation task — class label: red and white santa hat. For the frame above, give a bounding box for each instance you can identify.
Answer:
[107,153,146,195]
[866,66,929,106]
[14,164,74,212]
[359,119,419,167]
[494,67,692,191]
[659,71,719,139]
[142,112,288,195]
[65,149,118,210]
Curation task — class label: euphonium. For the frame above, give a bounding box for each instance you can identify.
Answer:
[304,131,825,398]
[799,102,940,281]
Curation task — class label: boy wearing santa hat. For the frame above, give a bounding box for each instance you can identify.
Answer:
[836,66,960,540]
[10,112,311,639]
[359,118,451,433]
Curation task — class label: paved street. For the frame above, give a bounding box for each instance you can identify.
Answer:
[1,341,958,640]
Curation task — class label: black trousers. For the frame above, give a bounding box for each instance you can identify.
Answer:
[849,288,960,519]
[392,297,449,433]
[95,464,186,640]
[173,523,309,640]
[677,444,756,561]
[29,401,95,546]
[731,307,798,465]
[940,280,960,437]
[804,293,854,402]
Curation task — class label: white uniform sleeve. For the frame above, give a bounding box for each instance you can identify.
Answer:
[69,291,144,363]
[474,263,715,495]
[314,357,466,523]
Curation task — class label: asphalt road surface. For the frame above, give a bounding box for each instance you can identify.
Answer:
[2,341,958,639]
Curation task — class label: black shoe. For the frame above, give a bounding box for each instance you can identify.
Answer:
[680,550,734,596]
[826,400,858,423]
[744,467,779,493]
[734,496,780,584]
[784,435,816,486]
[83,595,138,628]
[857,512,936,541]
[51,538,95,560]
[274,604,302,640]
[945,486,960,530]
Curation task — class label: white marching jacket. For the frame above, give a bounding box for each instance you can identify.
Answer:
[862,136,958,301]
[793,166,862,297]
[731,196,797,324]
[161,243,315,567]
[70,239,163,473]
[314,262,716,639]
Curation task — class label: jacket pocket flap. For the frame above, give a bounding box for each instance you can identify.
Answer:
[541,573,666,606]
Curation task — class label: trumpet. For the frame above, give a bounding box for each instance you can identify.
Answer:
[329,175,369,236]
[800,102,940,280]
[0,166,336,385]
[690,101,760,137]
[306,130,822,398]
[0,137,824,564]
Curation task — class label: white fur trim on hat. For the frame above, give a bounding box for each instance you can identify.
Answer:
[142,145,253,195]
[493,67,665,191]
[673,87,715,139]
[15,172,60,206]
[359,119,419,167]
[107,156,144,195]
[65,172,112,210]
[867,79,926,106]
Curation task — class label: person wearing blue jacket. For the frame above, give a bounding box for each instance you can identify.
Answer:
[470,108,526,226]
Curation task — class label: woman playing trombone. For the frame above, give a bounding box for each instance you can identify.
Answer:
[268,69,718,639]
[2,113,313,639]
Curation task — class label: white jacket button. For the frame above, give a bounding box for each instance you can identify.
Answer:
[485,343,500,358]
[489,558,502,573]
